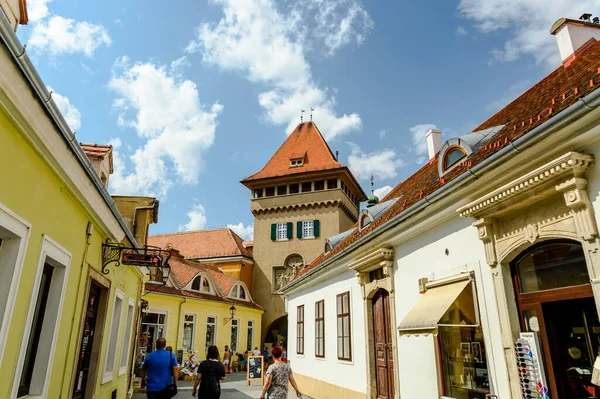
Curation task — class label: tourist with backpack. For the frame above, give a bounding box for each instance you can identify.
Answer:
[192,345,226,398]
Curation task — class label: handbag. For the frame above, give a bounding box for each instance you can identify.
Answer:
[160,352,178,399]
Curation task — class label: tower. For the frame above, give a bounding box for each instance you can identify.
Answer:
[241,122,366,344]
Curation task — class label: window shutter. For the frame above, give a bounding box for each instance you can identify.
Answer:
[287,222,293,239]
[297,221,303,239]
[314,219,320,237]
[271,223,276,241]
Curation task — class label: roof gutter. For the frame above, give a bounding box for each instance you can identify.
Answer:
[0,12,139,247]
[283,87,600,292]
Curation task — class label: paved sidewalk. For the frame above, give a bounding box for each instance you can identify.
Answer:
[133,371,310,399]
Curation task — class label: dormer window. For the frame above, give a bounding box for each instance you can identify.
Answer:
[202,278,211,293]
[229,284,249,301]
[359,213,372,231]
[290,158,304,167]
[191,275,212,294]
[443,146,467,171]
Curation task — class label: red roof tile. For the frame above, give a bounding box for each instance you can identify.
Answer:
[295,40,600,281]
[241,122,344,182]
[148,228,253,260]
[80,143,112,158]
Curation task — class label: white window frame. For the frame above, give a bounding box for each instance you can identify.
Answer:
[230,318,239,352]
[0,202,31,367]
[11,235,71,399]
[205,316,217,351]
[119,298,136,376]
[102,289,125,384]
[276,223,287,241]
[246,320,254,352]
[302,220,315,239]
[182,313,196,352]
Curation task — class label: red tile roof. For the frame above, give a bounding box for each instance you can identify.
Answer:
[241,122,344,182]
[148,228,253,260]
[80,143,112,158]
[295,39,600,281]
[148,256,262,310]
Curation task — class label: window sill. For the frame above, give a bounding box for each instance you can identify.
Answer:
[275,239,290,242]
[301,236,316,240]
[337,358,354,365]
[315,356,326,361]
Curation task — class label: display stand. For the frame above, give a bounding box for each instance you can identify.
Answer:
[515,333,549,399]
[247,356,264,386]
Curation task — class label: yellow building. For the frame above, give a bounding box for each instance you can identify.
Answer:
[0,7,160,399]
[141,255,263,361]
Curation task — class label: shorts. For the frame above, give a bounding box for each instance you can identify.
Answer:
[223,360,230,365]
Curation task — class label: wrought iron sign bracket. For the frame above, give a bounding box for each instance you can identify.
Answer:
[101,239,172,275]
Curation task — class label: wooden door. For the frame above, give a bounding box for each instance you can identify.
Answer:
[73,284,101,399]
[373,289,394,399]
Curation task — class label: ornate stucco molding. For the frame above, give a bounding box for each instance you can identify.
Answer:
[252,200,358,222]
[473,218,498,266]
[458,152,593,219]
[556,177,598,241]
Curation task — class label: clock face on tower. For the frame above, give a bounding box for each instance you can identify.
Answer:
[274,254,305,290]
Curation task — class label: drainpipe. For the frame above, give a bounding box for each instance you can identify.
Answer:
[283,89,600,291]
[59,222,93,398]
[176,293,187,353]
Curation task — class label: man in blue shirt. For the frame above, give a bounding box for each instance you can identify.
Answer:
[262,345,269,370]
[141,338,178,399]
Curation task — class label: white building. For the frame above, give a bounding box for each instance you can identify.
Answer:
[282,15,600,399]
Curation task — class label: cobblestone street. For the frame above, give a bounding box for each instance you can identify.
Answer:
[133,372,311,399]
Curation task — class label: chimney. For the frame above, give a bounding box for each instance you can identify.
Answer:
[551,14,600,66]
[426,129,442,160]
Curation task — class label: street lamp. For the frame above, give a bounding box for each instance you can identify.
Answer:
[224,305,237,324]
[161,263,171,285]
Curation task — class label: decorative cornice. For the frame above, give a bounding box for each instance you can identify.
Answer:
[458,152,593,218]
[349,248,395,273]
[252,199,358,222]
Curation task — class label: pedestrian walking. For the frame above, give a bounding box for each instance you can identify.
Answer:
[223,345,232,373]
[141,338,178,399]
[260,346,302,399]
[253,347,261,356]
[192,345,226,398]
[262,345,269,370]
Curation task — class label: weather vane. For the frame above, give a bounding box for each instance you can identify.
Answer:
[301,109,305,123]
[310,107,314,121]
[371,174,375,195]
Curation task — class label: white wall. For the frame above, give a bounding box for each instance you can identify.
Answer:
[287,269,367,394]
[393,216,511,399]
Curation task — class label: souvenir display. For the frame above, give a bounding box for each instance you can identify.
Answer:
[514,335,549,399]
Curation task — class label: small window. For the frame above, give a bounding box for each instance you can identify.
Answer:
[327,179,338,189]
[336,292,352,361]
[301,182,312,192]
[276,223,288,241]
[247,321,254,352]
[289,184,299,194]
[205,317,216,352]
[302,221,314,238]
[230,319,239,351]
[202,278,211,293]
[191,276,201,291]
[443,147,467,171]
[277,185,287,196]
[239,286,246,299]
[290,158,304,167]
[359,213,371,231]
[314,180,325,191]
[265,187,275,197]
[297,306,304,355]
[182,314,195,352]
[253,190,263,199]
[325,242,332,252]
[315,300,325,358]
[119,300,136,375]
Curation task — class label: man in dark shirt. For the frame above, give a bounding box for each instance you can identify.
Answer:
[141,338,178,399]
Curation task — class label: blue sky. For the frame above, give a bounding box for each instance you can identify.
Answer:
[17,0,592,240]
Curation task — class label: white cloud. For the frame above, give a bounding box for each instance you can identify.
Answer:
[456,26,468,36]
[187,0,368,140]
[378,129,389,139]
[27,0,52,22]
[48,87,81,131]
[409,123,438,164]
[458,0,596,66]
[228,222,254,241]
[373,185,393,200]
[29,15,111,57]
[347,142,404,181]
[108,57,223,197]
[179,203,208,231]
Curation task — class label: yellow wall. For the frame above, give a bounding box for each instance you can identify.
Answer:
[0,98,142,398]
[212,259,254,293]
[144,292,263,357]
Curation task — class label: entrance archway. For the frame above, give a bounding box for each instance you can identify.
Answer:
[511,239,599,398]
[264,315,288,348]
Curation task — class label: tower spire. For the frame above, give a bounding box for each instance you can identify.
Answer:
[367,174,379,208]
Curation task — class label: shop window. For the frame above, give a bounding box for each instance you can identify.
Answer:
[513,240,589,293]
[315,300,325,358]
[119,299,136,375]
[297,306,304,355]
[314,180,325,191]
[246,321,254,352]
[336,292,352,361]
[205,316,216,352]
[182,314,195,352]
[103,290,124,383]
[141,312,166,352]
[277,185,287,196]
[327,179,338,189]
[265,187,275,197]
[289,183,300,194]
[230,319,239,352]
[302,182,312,192]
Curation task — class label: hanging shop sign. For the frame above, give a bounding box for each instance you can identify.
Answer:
[101,240,173,278]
